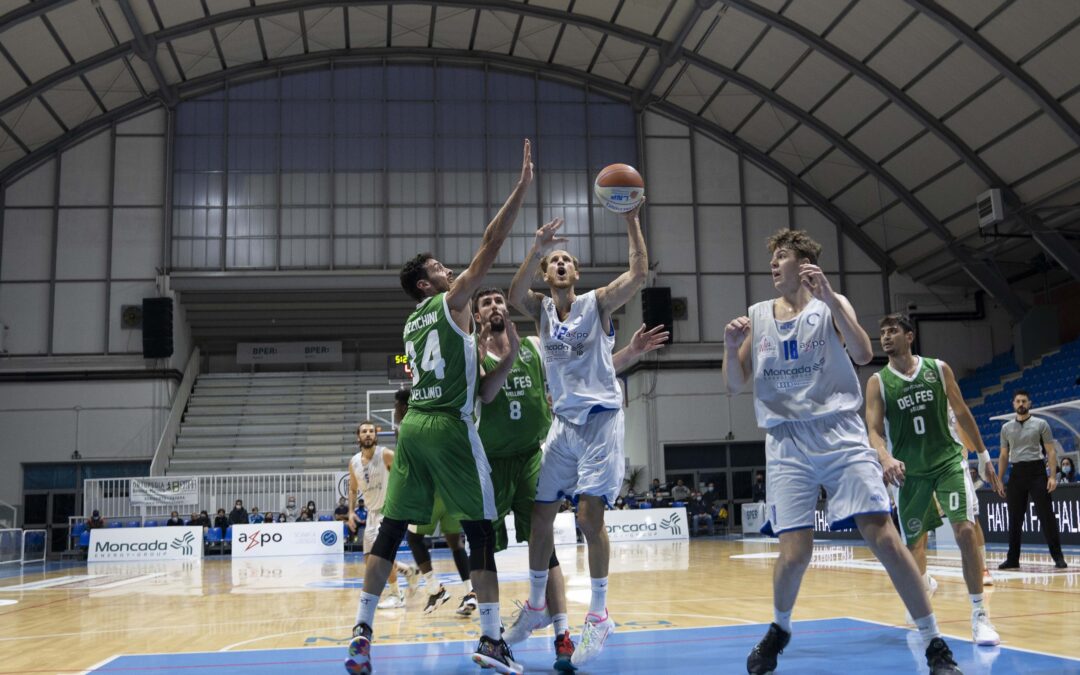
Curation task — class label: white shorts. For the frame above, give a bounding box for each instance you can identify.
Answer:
[536,407,625,506]
[763,410,890,535]
[363,508,383,554]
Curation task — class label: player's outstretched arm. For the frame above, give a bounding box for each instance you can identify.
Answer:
[613,323,669,371]
[447,139,533,312]
[509,217,566,321]
[865,373,905,487]
[721,316,752,394]
[940,361,1004,496]
[478,316,521,403]
[597,199,648,316]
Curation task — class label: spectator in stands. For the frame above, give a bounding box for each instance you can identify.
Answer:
[703,482,718,507]
[649,478,664,498]
[671,479,691,502]
[249,507,264,524]
[187,511,201,527]
[297,506,314,522]
[306,500,317,519]
[334,497,351,521]
[1058,457,1078,484]
[687,492,713,536]
[166,511,184,527]
[624,490,638,509]
[229,499,249,525]
[85,510,106,529]
[752,471,767,503]
[213,508,229,531]
[276,512,288,523]
[614,497,628,510]
[354,501,367,529]
[263,511,276,523]
[195,510,211,528]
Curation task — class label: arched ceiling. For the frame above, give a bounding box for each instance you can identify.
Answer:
[1,0,1079,310]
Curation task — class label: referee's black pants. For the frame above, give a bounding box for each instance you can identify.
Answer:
[1005,459,1063,563]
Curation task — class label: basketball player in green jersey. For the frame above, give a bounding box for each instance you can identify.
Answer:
[473,286,668,671]
[346,139,533,675]
[865,313,1005,647]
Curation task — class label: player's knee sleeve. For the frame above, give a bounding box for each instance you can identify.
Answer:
[461,520,497,573]
[548,550,560,569]
[369,517,407,561]
[405,530,431,566]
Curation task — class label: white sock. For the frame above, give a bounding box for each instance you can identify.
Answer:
[589,577,608,616]
[553,613,569,637]
[479,602,501,640]
[773,608,792,633]
[356,591,379,628]
[465,578,473,593]
[388,577,400,595]
[914,614,941,646]
[970,593,984,611]
[528,569,549,609]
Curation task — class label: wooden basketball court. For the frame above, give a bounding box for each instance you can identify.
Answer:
[2,538,1078,674]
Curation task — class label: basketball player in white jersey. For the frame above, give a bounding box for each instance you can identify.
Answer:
[722,229,962,674]
[347,421,418,608]
[506,201,648,667]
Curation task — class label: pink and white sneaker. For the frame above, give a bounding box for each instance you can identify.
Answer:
[571,610,615,666]
[503,600,552,644]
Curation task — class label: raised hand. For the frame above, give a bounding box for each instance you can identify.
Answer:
[624,196,645,225]
[533,217,569,251]
[505,310,521,354]
[799,263,836,305]
[724,316,751,351]
[630,323,669,355]
[520,139,534,186]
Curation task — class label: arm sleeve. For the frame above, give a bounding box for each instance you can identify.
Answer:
[1000,424,1009,451]
[1040,419,1055,445]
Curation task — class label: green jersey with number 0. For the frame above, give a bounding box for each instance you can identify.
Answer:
[402,292,477,418]
[878,356,964,477]
[478,337,551,458]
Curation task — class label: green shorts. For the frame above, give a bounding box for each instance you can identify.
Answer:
[409,493,462,536]
[896,462,974,547]
[491,447,542,553]
[382,410,496,525]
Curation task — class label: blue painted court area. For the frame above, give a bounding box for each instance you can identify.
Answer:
[89,618,1080,674]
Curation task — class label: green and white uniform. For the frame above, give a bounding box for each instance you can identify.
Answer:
[383,292,496,524]
[478,336,552,551]
[878,356,975,546]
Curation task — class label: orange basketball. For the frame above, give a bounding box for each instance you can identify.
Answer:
[594,163,645,213]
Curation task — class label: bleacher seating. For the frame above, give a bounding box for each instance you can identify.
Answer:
[167,371,393,474]
[962,337,1080,461]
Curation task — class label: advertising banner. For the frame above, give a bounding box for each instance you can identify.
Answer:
[742,503,767,534]
[89,526,203,562]
[130,478,199,506]
[231,521,344,558]
[977,485,1080,545]
[237,341,342,364]
[504,512,576,548]
[604,507,688,542]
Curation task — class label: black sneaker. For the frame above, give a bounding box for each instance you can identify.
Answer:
[997,560,1019,570]
[456,591,479,616]
[747,622,791,674]
[471,635,524,674]
[925,637,963,674]
[1055,558,1069,569]
[423,586,451,614]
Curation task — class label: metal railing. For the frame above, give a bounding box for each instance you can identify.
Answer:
[0,500,16,529]
[83,471,343,522]
[149,346,201,476]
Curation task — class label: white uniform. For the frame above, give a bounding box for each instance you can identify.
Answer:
[350,446,391,553]
[536,291,626,505]
[750,297,888,534]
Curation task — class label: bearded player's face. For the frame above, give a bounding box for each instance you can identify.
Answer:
[476,292,508,332]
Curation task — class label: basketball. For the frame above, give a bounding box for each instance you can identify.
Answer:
[594,163,645,213]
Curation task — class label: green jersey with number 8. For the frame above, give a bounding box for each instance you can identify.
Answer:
[478,337,552,459]
[402,292,477,418]
[878,356,964,477]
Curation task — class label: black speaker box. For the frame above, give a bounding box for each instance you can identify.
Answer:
[641,287,673,343]
[142,297,174,359]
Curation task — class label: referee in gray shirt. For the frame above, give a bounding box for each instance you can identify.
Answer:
[997,390,1066,569]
